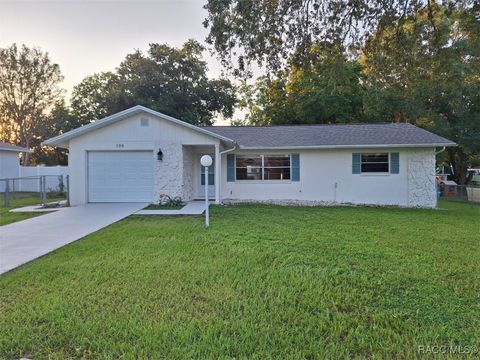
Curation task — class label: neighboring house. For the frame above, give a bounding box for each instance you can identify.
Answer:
[0,142,29,192]
[43,105,456,208]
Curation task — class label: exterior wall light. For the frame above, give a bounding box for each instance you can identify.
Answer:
[157,149,163,161]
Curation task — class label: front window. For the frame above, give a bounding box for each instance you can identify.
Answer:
[236,155,291,181]
[263,156,291,180]
[235,155,262,180]
[361,153,389,173]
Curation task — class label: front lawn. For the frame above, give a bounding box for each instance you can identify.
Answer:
[0,192,66,226]
[0,193,45,226]
[0,200,478,358]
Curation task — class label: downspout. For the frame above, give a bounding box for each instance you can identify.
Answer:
[434,146,446,208]
[435,146,447,175]
[219,143,238,156]
[435,146,446,155]
[218,143,238,204]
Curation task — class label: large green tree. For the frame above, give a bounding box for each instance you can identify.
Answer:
[70,72,123,126]
[238,45,365,125]
[203,0,475,76]
[71,40,236,126]
[0,44,64,164]
[362,3,480,184]
[29,100,81,165]
[230,2,479,183]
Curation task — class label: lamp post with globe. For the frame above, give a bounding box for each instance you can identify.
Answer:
[200,155,213,227]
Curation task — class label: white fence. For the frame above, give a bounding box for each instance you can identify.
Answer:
[16,166,68,192]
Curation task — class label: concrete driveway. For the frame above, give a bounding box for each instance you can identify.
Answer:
[0,203,146,275]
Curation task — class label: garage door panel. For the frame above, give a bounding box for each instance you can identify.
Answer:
[88,151,153,203]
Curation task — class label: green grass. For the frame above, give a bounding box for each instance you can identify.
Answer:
[0,192,66,226]
[0,193,45,226]
[0,200,479,358]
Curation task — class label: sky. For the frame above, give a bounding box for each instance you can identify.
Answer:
[0,0,238,123]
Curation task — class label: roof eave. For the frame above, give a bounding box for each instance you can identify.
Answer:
[42,105,236,147]
[0,147,30,153]
[236,143,457,150]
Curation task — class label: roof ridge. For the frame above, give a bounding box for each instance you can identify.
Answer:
[204,122,414,128]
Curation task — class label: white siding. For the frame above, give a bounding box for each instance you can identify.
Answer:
[0,151,21,192]
[221,147,436,207]
[63,110,437,208]
[68,113,219,205]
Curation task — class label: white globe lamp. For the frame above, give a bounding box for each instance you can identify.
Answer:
[200,155,213,227]
[200,155,213,167]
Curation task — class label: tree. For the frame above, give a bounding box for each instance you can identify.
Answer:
[230,2,479,183]
[361,3,480,184]
[237,76,292,126]
[203,0,475,76]
[71,40,236,126]
[29,101,80,165]
[70,72,123,126]
[0,44,64,164]
[238,45,365,125]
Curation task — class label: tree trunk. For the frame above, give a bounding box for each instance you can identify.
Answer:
[449,148,472,185]
[22,139,31,165]
[22,152,30,166]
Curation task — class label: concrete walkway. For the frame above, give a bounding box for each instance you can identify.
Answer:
[0,203,146,275]
[135,200,209,215]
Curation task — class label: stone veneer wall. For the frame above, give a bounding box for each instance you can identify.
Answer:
[153,142,184,203]
[407,148,437,208]
[182,147,195,201]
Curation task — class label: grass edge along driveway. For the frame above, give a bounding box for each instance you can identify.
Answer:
[0,200,478,358]
[0,194,45,226]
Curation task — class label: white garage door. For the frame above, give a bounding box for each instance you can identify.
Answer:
[88,151,153,202]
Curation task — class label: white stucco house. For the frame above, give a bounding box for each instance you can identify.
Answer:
[43,105,456,208]
[0,142,29,192]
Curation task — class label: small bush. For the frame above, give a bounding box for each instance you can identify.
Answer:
[158,194,184,207]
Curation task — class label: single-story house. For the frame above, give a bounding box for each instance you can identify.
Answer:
[0,142,29,192]
[43,105,456,208]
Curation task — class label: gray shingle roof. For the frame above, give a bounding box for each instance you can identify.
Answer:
[0,142,29,153]
[204,123,456,149]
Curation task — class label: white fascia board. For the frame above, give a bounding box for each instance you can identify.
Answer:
[237,143,457,150]
[42,105,236,147]
[0,146,30,153]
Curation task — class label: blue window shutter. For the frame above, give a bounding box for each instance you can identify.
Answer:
[390,152,399,174]
[227,154,235,182]
[352,153,361,174]
[292,154,300,181]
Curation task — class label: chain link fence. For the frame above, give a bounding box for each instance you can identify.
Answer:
[437,183,480,204]
[0,175,69,208]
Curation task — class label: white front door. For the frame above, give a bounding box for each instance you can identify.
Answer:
[199,155,215,198]
[88,151,153,202]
